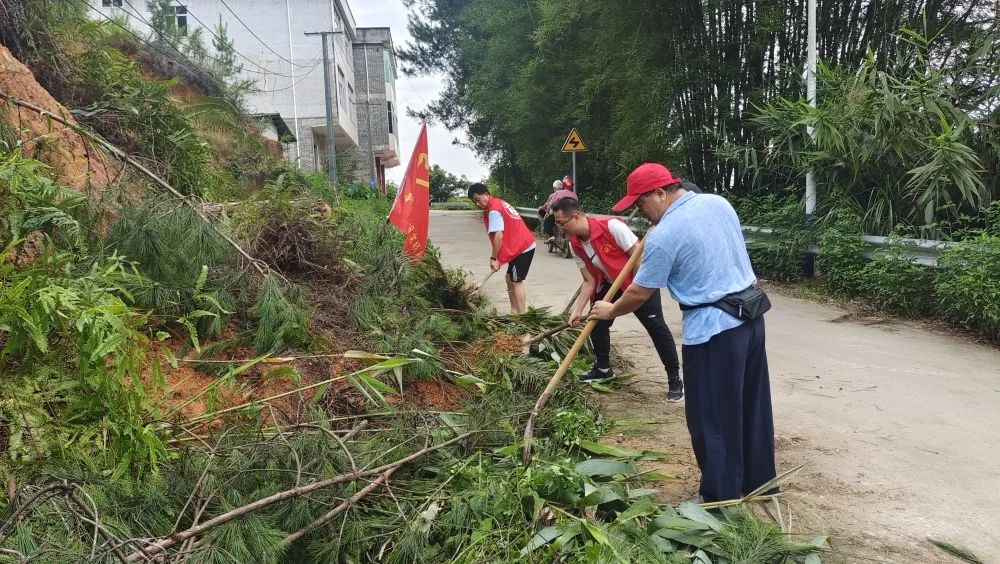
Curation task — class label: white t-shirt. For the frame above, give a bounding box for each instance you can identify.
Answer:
[573,219,638,281]
[488,210,536,252]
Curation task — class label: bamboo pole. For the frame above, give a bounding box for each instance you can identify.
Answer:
[470,269,497,297]
[520,231,649,467]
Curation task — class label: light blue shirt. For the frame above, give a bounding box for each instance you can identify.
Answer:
[633,192,757,345]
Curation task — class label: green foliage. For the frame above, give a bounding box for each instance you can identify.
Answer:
[816,212,869,297]
[402,0,995,212]
[252,275,311,354]
[723,28,1000,236]
[858,238,935,315]
[934,236,1000,341]
[105,203,236,336]
[0,153,86,250]
[72,45,216,195]
[184,97,284,194]
[0,252,165,477]
[429,164,466,203]
[733,194,811,281]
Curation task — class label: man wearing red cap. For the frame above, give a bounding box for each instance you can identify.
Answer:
[590,163,776,503]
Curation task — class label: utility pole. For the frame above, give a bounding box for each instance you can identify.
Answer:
[305,30,342,201]
[803,0,818,276]
[805,0,817,217]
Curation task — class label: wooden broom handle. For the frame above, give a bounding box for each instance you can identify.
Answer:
[520,231,649,466]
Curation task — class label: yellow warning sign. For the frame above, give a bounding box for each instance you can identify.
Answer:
[561,128,587,152]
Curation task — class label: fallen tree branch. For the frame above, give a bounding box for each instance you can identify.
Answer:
[282,466,398,546]
[123,431,474,562]
[0,483,73,540]
[521,232,649,467]
[522,322,570,347]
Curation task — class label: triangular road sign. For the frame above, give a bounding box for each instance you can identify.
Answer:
[561,128,587,152]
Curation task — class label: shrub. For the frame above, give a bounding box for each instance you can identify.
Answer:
[934,236,1000,341]
[858,237,935,315]
[729,194,808,280]
[817,212,868,296]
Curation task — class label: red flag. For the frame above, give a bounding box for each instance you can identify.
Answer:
[388,124,430,258]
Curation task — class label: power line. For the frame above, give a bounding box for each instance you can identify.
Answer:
[261,62,322,94]
[216,0,313,69]
[86,1,313,99]
[85,1,232,93]
[181,2,320,77]
[118,0,300,79]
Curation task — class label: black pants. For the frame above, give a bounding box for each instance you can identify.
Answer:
[682,317,776,502]
[542,214,556,237]
[591,284,680,379]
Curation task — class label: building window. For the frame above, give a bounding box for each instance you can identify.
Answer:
[348,84,355,122]
[383,50,393,84]
[102,0,123,6]
[337,66,347,111]
[174,5,187,33]
[387,101,395,135]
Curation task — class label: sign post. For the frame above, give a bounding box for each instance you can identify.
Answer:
[561,128,587,188]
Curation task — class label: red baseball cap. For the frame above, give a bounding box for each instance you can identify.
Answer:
[612,163,682,212]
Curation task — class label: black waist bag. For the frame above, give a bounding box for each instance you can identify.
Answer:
[679,285,772,321]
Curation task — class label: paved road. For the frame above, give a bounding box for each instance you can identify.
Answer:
[430,210,1000,562]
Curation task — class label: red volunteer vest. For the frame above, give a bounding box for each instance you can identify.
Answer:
[483,197,535,264]
[569,217,634,300]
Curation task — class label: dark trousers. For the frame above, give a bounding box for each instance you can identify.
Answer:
[682,317,776,502]
[591,284,680,379]
[543,214,556,237]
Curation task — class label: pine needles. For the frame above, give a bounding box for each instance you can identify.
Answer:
[929,539,984,564]
[251,275,310,354]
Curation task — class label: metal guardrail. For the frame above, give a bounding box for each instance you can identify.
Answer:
[742,226,956,267]
[516,206,954,267]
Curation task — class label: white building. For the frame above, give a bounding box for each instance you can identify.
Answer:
[89,0,399,189]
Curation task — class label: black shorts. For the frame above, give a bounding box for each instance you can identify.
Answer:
[507,248,535,282]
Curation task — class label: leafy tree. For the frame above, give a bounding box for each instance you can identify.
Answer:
[429,164,465,202]
[147,0,183,47]
[211,16,255,104]
[400,0,997,218]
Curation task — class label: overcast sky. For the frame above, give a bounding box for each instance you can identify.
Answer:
[350,1,487,185]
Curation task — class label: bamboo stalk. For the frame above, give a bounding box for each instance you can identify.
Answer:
[521,232,649,467]
[123,431,475,562]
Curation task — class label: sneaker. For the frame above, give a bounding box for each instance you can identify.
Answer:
[667,378,684,402]
[580,366,614,382]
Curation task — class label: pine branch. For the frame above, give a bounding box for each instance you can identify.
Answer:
[123,431,475,562]
[282,466,398,546]
[0,91,275,278]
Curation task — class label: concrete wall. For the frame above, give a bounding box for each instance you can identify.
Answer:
[87,0,361,171]
[344,27,400,190]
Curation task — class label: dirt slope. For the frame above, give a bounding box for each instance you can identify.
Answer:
[0,44,112,190]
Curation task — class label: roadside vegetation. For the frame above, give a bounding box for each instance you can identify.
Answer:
[0,2,831,562]
[402,1,999,344]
